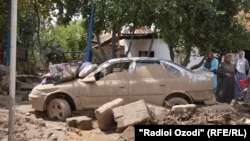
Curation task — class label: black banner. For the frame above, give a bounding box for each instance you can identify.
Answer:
[135,125,250,140]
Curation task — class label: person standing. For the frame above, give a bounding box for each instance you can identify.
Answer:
[234,50,249,101]
[216,54,235,103]
[203,51,219,94]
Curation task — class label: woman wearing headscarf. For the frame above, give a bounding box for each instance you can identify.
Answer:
[203,51,219,94]
[216,54,235,103]
[234,50,249,101]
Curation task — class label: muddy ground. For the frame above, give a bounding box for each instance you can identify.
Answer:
[0,96,121,141]
[0,95,250,141]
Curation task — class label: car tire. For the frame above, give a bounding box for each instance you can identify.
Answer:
[165,97,189,107]
[47,98,71,121]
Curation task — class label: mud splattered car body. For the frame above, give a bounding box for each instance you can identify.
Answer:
[29,57,216,120]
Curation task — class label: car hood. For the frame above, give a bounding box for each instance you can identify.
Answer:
[188,71,214,81]
[29,79,83,96]
[33,83,60,92]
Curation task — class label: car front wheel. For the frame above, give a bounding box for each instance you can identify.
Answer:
[165,97,189,107]
[47,98,71,121]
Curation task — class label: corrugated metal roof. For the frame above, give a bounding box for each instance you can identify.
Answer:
[92,26,155,48]
[100,34,112,43]
[92,34,125,48]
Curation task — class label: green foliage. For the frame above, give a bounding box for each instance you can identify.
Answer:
[2,0,250,67]
[18,9,38,48]
[157,0,250,55]
[0,0,8,45]
[41,20,87,61]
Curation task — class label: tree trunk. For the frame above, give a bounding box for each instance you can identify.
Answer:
[181,46,192,67]
[33,0,46,68]
[95,33,107,61]
[111,25,121,59]
[169,44,175,61]
[190,41,213,70]
[91,48,104,63]
[147,28,157,57]
[125,29,135,57]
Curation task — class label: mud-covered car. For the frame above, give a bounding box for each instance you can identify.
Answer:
[29,57,216,120]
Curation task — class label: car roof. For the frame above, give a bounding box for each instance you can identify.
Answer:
[104,57,168,63]
[96,57,195,74]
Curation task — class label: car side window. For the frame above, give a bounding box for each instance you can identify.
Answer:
[162,63,181,74]
[135,60,160,68]
[95,61,131,80]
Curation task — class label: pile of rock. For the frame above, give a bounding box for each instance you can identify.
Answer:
[65,98,250,141]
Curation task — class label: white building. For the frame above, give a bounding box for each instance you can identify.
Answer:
[96,26,207,70]
[124,39,171,60]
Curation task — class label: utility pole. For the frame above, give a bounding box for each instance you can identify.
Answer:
[85,4,95,62]
[8,0,18,140]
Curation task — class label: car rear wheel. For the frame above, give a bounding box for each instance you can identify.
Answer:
[47,98,71,121]
[165,97,189,107]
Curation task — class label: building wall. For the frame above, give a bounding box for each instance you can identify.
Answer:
[124,39,171,60]
[123,38,204,70]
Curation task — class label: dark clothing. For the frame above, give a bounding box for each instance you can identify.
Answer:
[216,62,235,103]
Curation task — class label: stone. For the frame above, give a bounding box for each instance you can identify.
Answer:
[95,98,125,131]
[171,104,197,116]
[112,100,151,133]
[66,116,92,130]
[146,103,170,123]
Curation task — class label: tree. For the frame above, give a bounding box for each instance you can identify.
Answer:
[19,0,250,68]
[0,0,8,47]
[41,20,87,64]
[156,0,250,68]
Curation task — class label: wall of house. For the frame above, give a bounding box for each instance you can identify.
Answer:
[124,38,206,71]
[124,39,171,60]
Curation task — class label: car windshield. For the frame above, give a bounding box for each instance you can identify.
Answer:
[96,61,110,71]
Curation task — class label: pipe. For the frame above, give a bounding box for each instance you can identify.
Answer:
[85,4,95,62]
[8,0,18,140]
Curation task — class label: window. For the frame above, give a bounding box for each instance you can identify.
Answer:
[95,61,131,80]
[138,51,154,57]
[162,63,180,74]
[135,60,160,68]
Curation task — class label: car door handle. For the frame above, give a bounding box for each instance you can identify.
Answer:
[119,86,125,88]
[160,84,165,86]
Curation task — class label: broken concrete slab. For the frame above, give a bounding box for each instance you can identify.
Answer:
[66,116,92,130]
[95,98,125,131]
[112,100,151,133]
[171,104,197,116]
[201,103,234,112]
[241,118,250,125]
[116,126,135,141]
[147,103,170,124]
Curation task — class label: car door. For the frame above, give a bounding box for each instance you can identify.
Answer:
[80,61,131,108]
[129,61,166,105]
